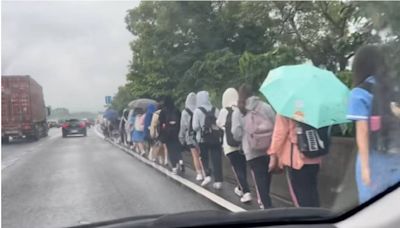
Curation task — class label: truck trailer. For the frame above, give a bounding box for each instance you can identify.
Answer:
[2,75,50,143]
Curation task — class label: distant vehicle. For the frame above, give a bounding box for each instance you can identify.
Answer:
[62,119,87,137]
[88,118,95,127]
[1,75,50,143]
[58,119,65,126]
[82,118,94,128]
[47,120,59,128]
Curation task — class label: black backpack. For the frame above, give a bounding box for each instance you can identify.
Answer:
[296,122,332,158]
[163,109,180,139]
[199,107,223,145]
[358,81,400,154]
[225,107,241,147]
[184,108,196,140]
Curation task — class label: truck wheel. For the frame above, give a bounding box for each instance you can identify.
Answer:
[32,126,40,141]
[43,124,49,137]
[2,136,9,144]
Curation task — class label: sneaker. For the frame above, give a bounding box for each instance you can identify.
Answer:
[172,167,178,175]
[179,160,185,173]
[257,199,264,209]
[140,151,146,156]
[195,174,203,181]
[213,182,222,190]
[240,193,252,203]
[234,187,243,197]
[201,176,212,186]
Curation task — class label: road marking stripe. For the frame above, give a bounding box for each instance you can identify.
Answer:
[2,157,21,170]
[94,126,246,212]
[94,126,105,139]
[2,131,63,171]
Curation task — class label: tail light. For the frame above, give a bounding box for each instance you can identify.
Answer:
[62,123,69,128]
[22,124,32,129]
[79,122,86,128]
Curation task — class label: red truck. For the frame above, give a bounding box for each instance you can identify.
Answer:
[2,75,50,143]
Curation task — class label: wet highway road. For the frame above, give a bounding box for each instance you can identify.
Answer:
[2,128,221,228]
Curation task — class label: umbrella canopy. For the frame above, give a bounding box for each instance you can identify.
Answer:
[103,108,118,121]
[128,98,157,111]
[259,64,350,128]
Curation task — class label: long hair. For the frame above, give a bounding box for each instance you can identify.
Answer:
[352,45,389,115]
[238,84,253,114]
[352,45,400,151]
[163,95,175,111]
[352,45,386,87]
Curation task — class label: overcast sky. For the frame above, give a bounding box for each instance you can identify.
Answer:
[2,1,139,112]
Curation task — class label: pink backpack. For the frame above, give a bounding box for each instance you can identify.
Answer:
[134,114,145,132]
[244,104,274,151]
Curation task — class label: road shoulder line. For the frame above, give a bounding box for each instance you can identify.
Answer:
[94,126,246,212]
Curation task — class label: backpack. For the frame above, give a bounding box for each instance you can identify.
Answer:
[244,104,274,151]
[199,107,223,145]
[184,108,196,141]
[358,81,400,154]
[225,107,241,147]
[163,109,180,139]
[295,122,331,158]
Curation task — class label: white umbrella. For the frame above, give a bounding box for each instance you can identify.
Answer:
[128,98,157,111]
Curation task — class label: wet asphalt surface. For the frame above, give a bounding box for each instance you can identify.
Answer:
[2,128,221,228]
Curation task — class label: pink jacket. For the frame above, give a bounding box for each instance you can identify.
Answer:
[268,115,321,170]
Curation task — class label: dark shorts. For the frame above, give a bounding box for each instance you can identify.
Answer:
[158,135,167,144]
[187,144,197,149]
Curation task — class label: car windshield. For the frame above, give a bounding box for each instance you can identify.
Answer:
[2,1,400,227]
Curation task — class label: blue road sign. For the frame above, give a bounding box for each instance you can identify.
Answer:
[105,96,112,104]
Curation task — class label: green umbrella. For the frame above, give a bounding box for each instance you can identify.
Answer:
[259,64,350,128]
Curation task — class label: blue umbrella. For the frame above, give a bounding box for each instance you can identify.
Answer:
[103,108,118,121]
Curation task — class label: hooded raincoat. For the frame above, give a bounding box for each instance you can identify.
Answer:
[192,91,219,143]
[216,88,241,155]
[232,96,276,161]
[179,92,197,146]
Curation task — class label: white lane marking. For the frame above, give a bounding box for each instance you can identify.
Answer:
[2,131,60,170]
[2,157,23,170]
[94,126,105,139]
[94,126,246,212]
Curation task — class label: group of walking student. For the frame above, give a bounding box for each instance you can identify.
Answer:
[118,44,400,209]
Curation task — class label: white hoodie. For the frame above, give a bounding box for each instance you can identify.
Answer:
[179,92,197,146]
[216,88,240,155]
